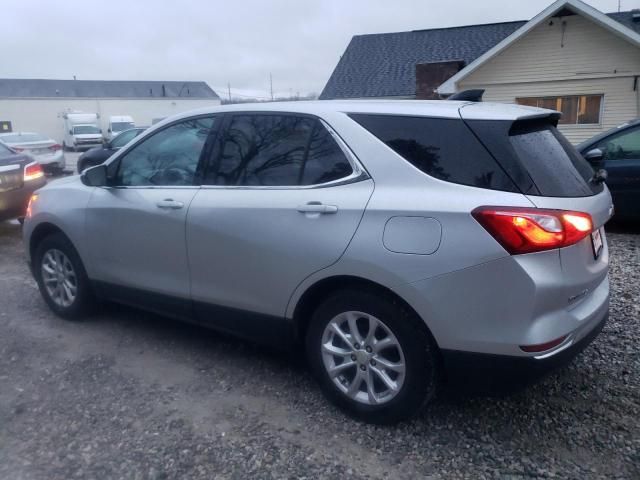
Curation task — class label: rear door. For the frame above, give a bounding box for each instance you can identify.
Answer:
[590,124,640,218]
[186,113,373,338]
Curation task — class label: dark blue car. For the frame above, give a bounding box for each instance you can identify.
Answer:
[578,119,640,220]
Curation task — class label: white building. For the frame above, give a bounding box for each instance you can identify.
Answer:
[0,79,220,142]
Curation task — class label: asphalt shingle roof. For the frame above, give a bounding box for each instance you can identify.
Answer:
[320,11,640,99]
[0,79,219,99]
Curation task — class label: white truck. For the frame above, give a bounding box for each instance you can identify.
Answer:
[106,115,135,141]
[62,112,103,152]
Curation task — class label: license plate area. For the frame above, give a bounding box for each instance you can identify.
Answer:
[591,228,603,259]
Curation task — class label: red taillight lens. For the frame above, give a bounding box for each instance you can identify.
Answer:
[49,144,62,152]
[23,162,44,182]
[520,334,568,353]
[472,207,593,255]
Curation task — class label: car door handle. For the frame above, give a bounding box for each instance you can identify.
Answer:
[156,199,184,209]
[297,203,338,214]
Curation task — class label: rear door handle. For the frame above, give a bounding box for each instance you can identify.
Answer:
[156,199,184,209]
[297,203,338,214]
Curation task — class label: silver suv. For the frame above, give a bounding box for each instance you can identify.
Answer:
[23,101,612,424]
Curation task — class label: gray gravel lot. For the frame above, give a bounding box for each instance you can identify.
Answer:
[0,221,638,479]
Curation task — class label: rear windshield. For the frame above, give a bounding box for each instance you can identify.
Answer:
[349,114,518,192]
[0,142,14,157]
[1,133,47,143]
[509,123,602,197]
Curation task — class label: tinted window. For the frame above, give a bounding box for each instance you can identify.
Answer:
[115,117,214,186]
[595,126,640,161]
[0,142,13,157]
[301,124,352,185]
[206,115,353,186]
[350,114,517,192]
[509,124,602,196]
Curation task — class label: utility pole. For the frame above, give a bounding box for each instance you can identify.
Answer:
[269,74,274,101]
[227,82,231,102]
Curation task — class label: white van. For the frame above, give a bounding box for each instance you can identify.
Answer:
[106,115,135,140]
[62,113,103,151]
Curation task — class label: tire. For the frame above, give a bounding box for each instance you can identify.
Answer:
[33,232,94,320]
[306,289,439,424]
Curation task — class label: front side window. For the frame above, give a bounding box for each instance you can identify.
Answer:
[595,126,640,161]
[516,95,602,125]
[114,117,214,186]
[206,114,353,186]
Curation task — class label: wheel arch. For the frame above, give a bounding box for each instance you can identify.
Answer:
[292,275,439,349]
[29,222,70,261]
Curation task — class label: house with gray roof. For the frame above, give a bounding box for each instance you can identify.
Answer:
[0,79,219,143]
[321,0,640,143]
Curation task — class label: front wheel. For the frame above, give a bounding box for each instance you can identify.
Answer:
[34,232,94,320]
[306,289,439,424]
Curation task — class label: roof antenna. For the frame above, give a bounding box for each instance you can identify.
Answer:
[73,75,76,80]
[619,0,622,13]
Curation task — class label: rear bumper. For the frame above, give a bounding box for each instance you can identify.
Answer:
[0,178,45,221]
[442,308,608,391]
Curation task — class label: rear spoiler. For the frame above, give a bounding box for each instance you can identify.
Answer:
[448,89,484,102]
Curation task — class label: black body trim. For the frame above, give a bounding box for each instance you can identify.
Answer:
[92,280,295,349]
[441,310,608,393]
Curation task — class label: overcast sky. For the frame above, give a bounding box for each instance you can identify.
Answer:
[2,0,639,99]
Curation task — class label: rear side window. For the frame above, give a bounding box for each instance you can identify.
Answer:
[349,114,517,192]
[206,114,353,186]
[508,123,602,197]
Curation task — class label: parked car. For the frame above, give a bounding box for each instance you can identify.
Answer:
[0,141,46,222]
[106,115,135,141]
[77,127,146,173]
[578,119,640,220]
[0,132,65,174]
[24,101,612,424]
[62,112,103,151]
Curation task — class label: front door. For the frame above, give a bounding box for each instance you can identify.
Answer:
[85,116,217,316]
[186,113,373,341]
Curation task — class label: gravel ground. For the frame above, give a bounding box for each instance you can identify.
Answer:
[0,221,638,479]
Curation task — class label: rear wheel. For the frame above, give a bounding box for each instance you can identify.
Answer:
[34,233,94,320]
[306,289,439,424]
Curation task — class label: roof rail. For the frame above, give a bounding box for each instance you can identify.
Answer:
[448,89,485,102]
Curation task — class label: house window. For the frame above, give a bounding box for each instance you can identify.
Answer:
[516,95,602,125]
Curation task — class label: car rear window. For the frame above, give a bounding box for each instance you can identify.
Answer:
[508,123,602,197]
[349,114,518,192]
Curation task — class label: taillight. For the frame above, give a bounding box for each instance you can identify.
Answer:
[26,194,38,218]
[23,161,44,182]
[13,146,24,152]
[472,206,593,255]
[49,144,62,152]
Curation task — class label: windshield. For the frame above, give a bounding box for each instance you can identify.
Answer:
[112,122,135,132]
[0,133,48,143]
[73,125,101,135]
[111,129,142,148]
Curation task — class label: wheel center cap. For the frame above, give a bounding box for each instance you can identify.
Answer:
[355,350,369,364]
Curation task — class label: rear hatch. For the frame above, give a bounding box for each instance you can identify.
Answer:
[460,104,612,304]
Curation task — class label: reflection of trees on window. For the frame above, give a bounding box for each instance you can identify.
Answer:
[386,139,448,181]
[596,127,640,161]
[217,115,312,186]
[117,118,213,186]
[212,115,353,186]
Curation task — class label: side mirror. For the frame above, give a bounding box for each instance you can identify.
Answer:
[584,148,604,163]
[81,164,108,187]
[68,130,73,135]
[107,128,111,133]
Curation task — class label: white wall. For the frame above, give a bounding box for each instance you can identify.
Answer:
[458,14,640,144]
[0,97,220,143]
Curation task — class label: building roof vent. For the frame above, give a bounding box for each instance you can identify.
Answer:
[632,9,640,22]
